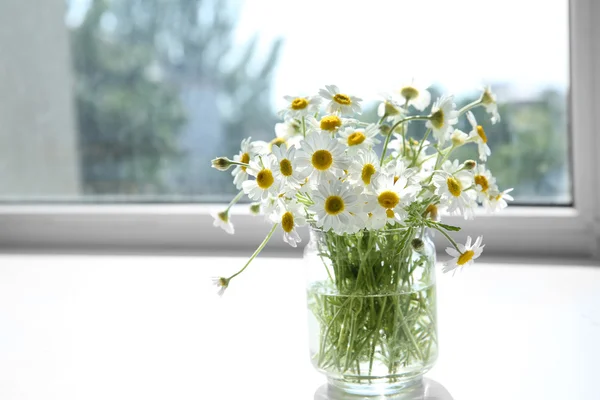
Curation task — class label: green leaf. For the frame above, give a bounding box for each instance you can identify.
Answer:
[436,222,461,232]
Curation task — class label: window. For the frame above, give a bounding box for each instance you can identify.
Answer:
[0,0,598,257]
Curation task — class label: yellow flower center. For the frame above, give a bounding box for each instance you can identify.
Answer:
[279,159,293,177]
[425,204,438,220]
[347,132,366,146]
[320,115,342,131]
[430,109,445,129]
[446,177,462,197]
[256,169,274,189]
[281,211,294,233]
[378,190,400,209]
[291,97,308,110]
[494,193,503,201]
[386,209,395,218]
[482,90,494,105]
[218,277,228,287]
[474,175,489,192]
[269,137,287,151]
[241,152,250,172]
[400,86,419,100]
[311,150,333,171]
[476,126,488,143]
[217,211,229,223]
[457,250,475,265]
[333,93,352,105]
[324,195,345,215]
[361,163,376,185]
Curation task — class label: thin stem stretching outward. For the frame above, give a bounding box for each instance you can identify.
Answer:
[432,225,461,252]
[225,190,245,213]
[458,99,482,116]
[380,115,430,166]
[412,128,432,167]
[227,223,278,281]
[302,116,307,138]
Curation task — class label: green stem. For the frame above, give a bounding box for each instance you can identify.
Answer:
[458,99,482,116]
[224,190,245,213]
[412,128,431,167]
[380,115,431,166]
[227,223,277,281]
[432,225,461,252]
[301,116,306,138]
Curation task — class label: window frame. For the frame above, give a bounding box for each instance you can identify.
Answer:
[0,0,598,259]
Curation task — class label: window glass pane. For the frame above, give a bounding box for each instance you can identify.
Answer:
[1,0,570,204]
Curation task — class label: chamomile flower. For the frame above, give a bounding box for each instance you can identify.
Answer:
[242,155,281,201]
[319,85,362,115]
[211,277,229,297]
[443,236,484,274]
[467,111,491,162]
[231,137,262,189]
[480,86,501,124]
[472,164,497,201]
[396,80,431,111]
[211,209,235,234]
[385,158,419,185]
[483,188,514,212]
[271,145,308,192]
[426,95,459,144]
[269,200,307,248]
[450,129,469,147]
[432,170,477,220]
[365,174,420,226]
[347,149,381,187]
[278,95,322,119]
[338,124,380,154]
[310,180,362,234]
[296,133,350,185]
[377,93,405,120]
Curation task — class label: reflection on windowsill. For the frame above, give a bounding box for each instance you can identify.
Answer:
[314,378,453,400]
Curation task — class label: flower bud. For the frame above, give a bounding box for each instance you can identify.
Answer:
[249,203,261,215]
[411,238,425,253]
[211,157,232,171]
[463,160,477,170]
[382,101,401,116]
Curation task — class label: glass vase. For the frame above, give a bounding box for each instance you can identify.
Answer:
[304,226,438,396]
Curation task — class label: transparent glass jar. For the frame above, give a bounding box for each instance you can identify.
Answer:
[304,226,438,396]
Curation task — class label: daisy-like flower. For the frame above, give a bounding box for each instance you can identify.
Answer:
[443,236,484,274]
[472,164,497,201]
[396,80,431,111]
[211,209,234,234]
[450,129,469,147]
[269,200,307,248]
[347,149,381,187]
[271,145,308,193]
[338,124,380,154]
[211,277,229,297]
[377,93,405,121]
[467,111,491,162]
[242,155,281,201]
[483,188,514,212]
[426,95,459,144]
[319,85,362,115]
[278,95,322,119]
[310,180,363,234]
[480,86,501,124]
[231,137,262,189]
[364,174,421,227]
[432,169,477,220]
[385,158,419,185]
[296,133,350,185]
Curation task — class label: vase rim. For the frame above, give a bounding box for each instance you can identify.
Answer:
[308,225,417,235]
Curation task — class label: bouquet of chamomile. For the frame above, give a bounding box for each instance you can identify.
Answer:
[210,83,512,296]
